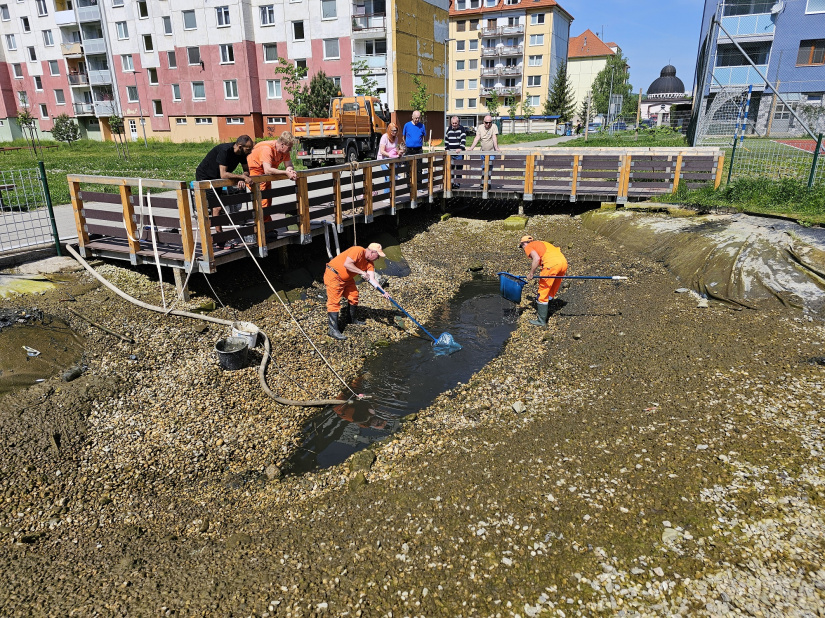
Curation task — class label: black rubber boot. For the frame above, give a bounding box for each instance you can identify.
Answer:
[348,303,366,326]
[327,312,346,340]
[529,301,550,326]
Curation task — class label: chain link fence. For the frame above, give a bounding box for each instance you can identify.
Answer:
[0,167,62,256]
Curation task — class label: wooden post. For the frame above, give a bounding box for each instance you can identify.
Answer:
[333,171,343,231]
[251,181,267,257]
[296,175,311,243]
[672,153,684,193]
[444,153,452,197]
[193,184,214,272]
[363,165,374,223]
[570,154,579,201]
[175,183,196,271]
[172,268,189,301]
[714,153,725,189]
[119,184,141,264]
[523,154,535,201]
[68,180,89,256]
[428,154,435,202]
[410,157,418,208]
[390,162,396,215]
[482,154,490,198]
[618,154,631,203]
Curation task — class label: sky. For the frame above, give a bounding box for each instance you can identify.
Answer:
[559,0,705,94]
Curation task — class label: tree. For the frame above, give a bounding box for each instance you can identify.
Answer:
[520,95,535,133]
[17,106,42,158]
[409,75,428,115]
[506,96,517,134]
[274,57,308,118]
[590,50,633,117]
[52,113,81,145]
[109,114,129,160]
[544,62,576,122]
[485,91,501,118]
[301,70,338,118]
[352,60,379,97]
[578,94,595,125]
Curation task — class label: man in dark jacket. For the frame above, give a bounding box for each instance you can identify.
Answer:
[444,116,466,189]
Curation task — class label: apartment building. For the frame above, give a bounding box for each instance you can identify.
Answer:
[0,0,448,142]
[697,0,825,135]
[567,29,618,116]
[447,0,571,130]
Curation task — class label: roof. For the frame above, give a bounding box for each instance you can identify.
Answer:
[568,29,616,59]
[647,65,686,96]
[449,0,574,21]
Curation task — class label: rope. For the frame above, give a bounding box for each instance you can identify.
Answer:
[209,182,357,398]
[145,192,167,309]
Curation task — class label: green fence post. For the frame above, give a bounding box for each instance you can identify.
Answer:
[37,160,62,257]
[807,133,823,189]
[726,137,738,185]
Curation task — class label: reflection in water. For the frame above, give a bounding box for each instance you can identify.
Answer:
[290,278,518,472]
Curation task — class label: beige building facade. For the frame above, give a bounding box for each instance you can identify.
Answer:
[567,29,618,118]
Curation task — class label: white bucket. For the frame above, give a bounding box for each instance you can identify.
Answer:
[231,321,259,348]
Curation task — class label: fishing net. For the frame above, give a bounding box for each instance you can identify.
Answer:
[432,332,462,356]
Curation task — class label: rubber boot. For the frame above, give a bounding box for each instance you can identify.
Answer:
[348,302,366,326]
[327,312,346,340]
[529,301,550,326]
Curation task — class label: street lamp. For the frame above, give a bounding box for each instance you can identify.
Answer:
[131,69,148,147]
[443,38,454,138]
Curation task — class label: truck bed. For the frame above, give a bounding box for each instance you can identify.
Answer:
[293,114,373,139]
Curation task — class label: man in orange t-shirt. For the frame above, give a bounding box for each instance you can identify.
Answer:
[324,243,390,340]
[247,131,298,217]
[519,234,568,326]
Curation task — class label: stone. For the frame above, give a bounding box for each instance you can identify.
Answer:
[653,567,665,577]
[17,256,83,275]
[600,202,617,210]
[697,298,709,309]
[349,472,367,491]
[502,215,528,231]
[440,213,451,222]
[512,401,526,414]
[62,367,83,382]
[227,532,252,548]
[198,518,210,533]
[662,528,683,543]
[393,316,406,328]
[468,262,484,272]
[572,332,582,340]
[265,464,282,481]
[0,526,11,534]
[348,450,376,473]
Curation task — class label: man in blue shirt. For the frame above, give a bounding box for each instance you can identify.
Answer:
[402,110,426,154]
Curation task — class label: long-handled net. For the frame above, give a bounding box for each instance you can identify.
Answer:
[375,285,461,356]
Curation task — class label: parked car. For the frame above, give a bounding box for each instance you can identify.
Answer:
[639,119,655,129]
[587,123,602,133]
[610,120,628,131]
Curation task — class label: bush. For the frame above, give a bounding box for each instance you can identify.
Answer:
[52,113,81,145]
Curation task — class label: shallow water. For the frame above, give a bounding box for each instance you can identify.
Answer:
[290,277,519,473]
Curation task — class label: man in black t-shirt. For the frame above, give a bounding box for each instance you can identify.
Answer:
[195,135,254,232]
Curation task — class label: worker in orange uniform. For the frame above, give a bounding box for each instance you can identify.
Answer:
[324,243,390,340]
[519,235,568,326]
[247,131,298,217]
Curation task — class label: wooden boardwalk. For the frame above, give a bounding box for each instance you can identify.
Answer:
[68,147,723,277]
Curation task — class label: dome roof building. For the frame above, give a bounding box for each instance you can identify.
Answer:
[647,65,686,97]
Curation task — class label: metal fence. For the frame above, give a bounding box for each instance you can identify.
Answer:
[0,167,61,255]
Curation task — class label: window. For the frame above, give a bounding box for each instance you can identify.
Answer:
[112,0,123,6]
[18,91,27,106]
[216,5,230,26]
[296,59,307,72]
[137,0,148,18]
[263,43,278,62]
[365,39,386,54]
[293,21,304,40]
[456,79,465,90]
[469,40,478,51]
[722,0,774,15]
[528,54,542,66]
[322,0,336,18]
[456,0,465,9]
[39,103,48,118]
[323,38,339,59]
[162,16,172,35]
[172,83,180,100]
[175,117,187,125]
[773,102,792,120]
[455,99,464,109]
[27,46,36,61]
[34,76,42,90]
[260,5,274,25]
[152,100,162,116]
[267,79,282,98]
[267,116,287,125]
[529,34,544,46]
[456,60,465,71]
[12,63,22,78]
[143,34,154,52]
[530,13,544,24]
[224,79,238,99]
[183,10,196,29]
[716,42,770,66]
[469,59,478,70]
[36,0,47,15]
[456,20,465,32]
[5,34,15,50]
[485,0,495,6]
[220,43,234,63]
[167,50,177,68]
[116,21,128,39]
[807,0,825,12]
[797,39,825,66]
[527,75,541,87]
[469,19,479,30]
[55,89,65,105]
[0,4,8,20]
[121,54,134,72]
[187,47,201,65]
[468,98,477,108]
[470,0,480,7]
[468,78,477,89]
[331,76,341,88]
[456,40,465,52]
[195,117,212,124]
[226,117,244,124]
[21,16,30,32]
[127,85,138,102]
[43,30,54,47]
[147,67,158,84]
[527,95,540,106]
[48,60,59,75]
[192,81,206,100]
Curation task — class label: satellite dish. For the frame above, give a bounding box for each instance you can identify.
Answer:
[770,1,784,15]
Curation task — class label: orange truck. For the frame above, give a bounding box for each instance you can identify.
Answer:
[293,96,391,166]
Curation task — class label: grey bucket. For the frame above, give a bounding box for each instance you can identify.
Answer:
[215,336,249,370]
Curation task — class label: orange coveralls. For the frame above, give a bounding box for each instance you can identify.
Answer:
[247,142,292,212]
[324,246,375,313]
[524,240,568,303]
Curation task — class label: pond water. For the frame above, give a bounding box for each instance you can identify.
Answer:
[289,276,519,473]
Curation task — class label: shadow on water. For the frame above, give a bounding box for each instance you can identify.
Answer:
[289,277,519,473]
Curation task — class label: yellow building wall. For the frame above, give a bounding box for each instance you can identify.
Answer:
[121,116,220,142]
[521,11,554,114]
[448,21,481,117]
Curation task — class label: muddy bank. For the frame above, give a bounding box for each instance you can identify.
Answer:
[0,210,823,616]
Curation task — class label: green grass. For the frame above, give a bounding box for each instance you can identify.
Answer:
[652,177,825,226]
[559,129,688,148]
[494,131,558,145]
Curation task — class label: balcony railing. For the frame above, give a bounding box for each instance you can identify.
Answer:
[61,42,83,56]
[94,101,116,116]
[501,65,522,75]
[481,85,521,97]
[720,13,775,38]
[481,47,498,57]
[352,13,386,31]
[352,53,386,69]
[77,4,100,22]
[482,27,498,37]
[500,25,524,35]
[499,45,523,56]
[480,66,499,76]
[73,102,95,115]
[712,65,767,87]
[55,9,77,26]
[68,72,89,85]
[89,69,112,85]
[83,38,106,54]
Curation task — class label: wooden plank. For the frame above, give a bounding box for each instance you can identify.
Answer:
[119,185,142,258]
[82,208,129,223]
[483,155,490,195]
[296,176,311,242]
[176,184,195,268]
[78,191,124,204]
[67,175,186,189]
[524,154,535,197]
[390,162,396,212]
[362,165,373,222]
[629,171,676,180]
[193,185,215,269]
[409,158,418,207]
[672,153,683,193]
[714,153,725,189]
